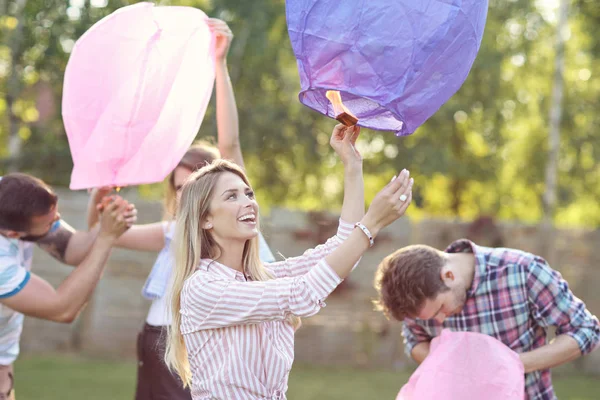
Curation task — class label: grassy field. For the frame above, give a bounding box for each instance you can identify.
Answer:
[14,355,600,399]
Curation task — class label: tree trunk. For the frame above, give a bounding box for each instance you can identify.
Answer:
[541,0,569,262]
[543,0,569,224]
[450,122,464,217]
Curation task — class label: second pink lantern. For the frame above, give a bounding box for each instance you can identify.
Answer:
[63,2,215,190]
[397,330,525,400]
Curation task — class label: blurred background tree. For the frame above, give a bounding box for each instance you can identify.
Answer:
[1,0,598,227]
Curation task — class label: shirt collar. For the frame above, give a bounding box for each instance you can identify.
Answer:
[444,239,485,296]
[198,258,245,280]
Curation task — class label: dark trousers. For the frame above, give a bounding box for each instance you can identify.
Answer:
[135,324,191,400]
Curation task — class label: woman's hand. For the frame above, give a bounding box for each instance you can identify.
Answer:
[361,170,413,237]
[98,196,137,239]
[87,187,113,229]
[207,18,233,63]
[89,187,113,209]
[330,124,362,169]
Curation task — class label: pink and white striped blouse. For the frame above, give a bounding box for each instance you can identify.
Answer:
[180,220,354,400]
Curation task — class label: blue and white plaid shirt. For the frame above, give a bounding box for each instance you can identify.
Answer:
[403,240,600,400]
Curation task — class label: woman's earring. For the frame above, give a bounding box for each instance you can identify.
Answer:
[206,223,212,229]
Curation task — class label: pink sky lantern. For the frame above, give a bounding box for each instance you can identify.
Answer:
[397,330,524,400]
[63,2,215,190]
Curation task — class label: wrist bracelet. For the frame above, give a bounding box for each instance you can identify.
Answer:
[354,222,374,247]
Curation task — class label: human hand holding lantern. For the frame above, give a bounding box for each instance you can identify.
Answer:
[208,18,233,63]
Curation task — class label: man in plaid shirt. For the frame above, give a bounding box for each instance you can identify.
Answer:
[374,239,600,400]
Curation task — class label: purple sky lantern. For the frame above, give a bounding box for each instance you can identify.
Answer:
[286,0,489,136]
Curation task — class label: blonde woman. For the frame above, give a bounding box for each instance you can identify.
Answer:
[86,19,275,400]
[166,124,414,399]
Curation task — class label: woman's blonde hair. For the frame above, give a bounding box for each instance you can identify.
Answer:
[164,159,299,386]
[163,141,220,219]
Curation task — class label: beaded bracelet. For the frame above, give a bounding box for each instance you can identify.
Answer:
[354,222,374,247]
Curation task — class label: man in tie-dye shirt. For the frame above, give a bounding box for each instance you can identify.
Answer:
[0,174,137,399]
[374,239,600,400]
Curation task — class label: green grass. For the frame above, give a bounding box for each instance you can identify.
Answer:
[14,355,600,399]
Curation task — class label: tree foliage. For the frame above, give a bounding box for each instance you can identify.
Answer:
[1,0,598,227]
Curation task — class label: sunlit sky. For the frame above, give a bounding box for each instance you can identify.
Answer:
[536,0,561,24]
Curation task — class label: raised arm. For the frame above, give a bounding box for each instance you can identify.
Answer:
[207,19,244,169]
[35,219,82,266]
[270,125,365,278]
[184,170,413,330]
[36,198,136,266]
[0,199,132,323]
[335,125,364,224]
[269,220,353,279]
[182,260,342,330]
[111,223,167,252]
[86,188,165,253]
[323,168,412,280]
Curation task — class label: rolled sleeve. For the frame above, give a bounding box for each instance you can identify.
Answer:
[564,315,600,355]
[277,259,342,318]
[0,270,30,299]
[269,219,355,279]
[182,260,343,332]
[336,219,354,241]
[402,319,433,359]
[527,257,600,355]
[303,259,343,301]
[0,245,30,299]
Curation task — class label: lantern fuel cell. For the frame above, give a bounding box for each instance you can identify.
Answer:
[326,91,358,126]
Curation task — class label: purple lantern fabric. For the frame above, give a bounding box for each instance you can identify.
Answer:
[286,0,489,135]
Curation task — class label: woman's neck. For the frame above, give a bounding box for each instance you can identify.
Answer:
[214,239,246,273]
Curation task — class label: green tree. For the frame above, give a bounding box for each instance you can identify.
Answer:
[0,0,598,227]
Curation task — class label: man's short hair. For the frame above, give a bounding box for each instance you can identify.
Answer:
[374,245,449,321]
[0,173,58,231]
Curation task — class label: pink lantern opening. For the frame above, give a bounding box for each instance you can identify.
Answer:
[398,330,525,400]
[63,3,215,190]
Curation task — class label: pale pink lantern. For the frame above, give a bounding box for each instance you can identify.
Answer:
[397,330,525,400]
[63,2,215,190]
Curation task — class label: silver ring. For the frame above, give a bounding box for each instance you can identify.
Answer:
[399,194,408,202]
